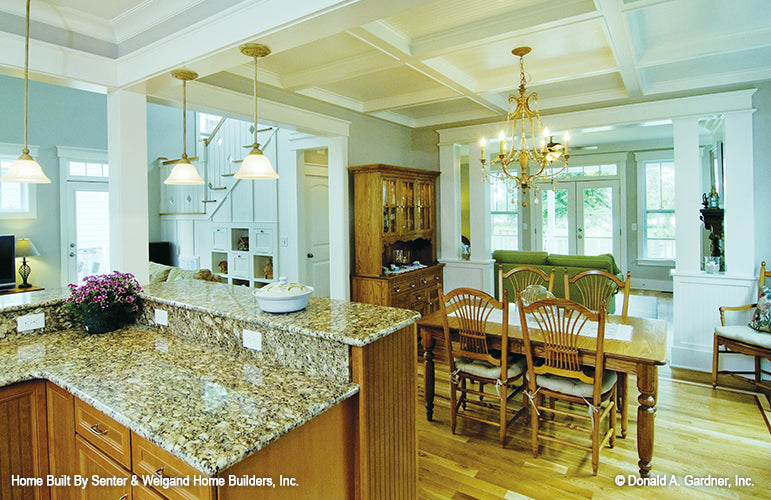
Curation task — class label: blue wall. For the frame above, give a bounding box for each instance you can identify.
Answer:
[0,74,107,290]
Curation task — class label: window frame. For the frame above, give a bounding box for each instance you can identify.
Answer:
[489,172,521,251]
[0,142,39,219]
[636,150,676,266]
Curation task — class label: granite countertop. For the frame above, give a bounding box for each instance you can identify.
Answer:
[142,280,421,346]
[0,325,358,476]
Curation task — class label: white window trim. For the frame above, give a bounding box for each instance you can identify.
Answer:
[635,150,675,265]
[0,142,40,219]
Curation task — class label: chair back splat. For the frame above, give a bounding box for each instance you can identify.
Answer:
[438,286,526,447]
[498,265,555,302]
[565,269,631,320]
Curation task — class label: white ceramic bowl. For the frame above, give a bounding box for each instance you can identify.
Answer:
[253,276,313,313]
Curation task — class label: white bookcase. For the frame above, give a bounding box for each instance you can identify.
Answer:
[209,223,277,288]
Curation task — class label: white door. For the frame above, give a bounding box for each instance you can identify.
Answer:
[538,180,620,258]
[64,182,110,284]
[304,167,330,297]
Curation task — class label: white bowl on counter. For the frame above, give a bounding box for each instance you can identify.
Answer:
[253,276,314,313]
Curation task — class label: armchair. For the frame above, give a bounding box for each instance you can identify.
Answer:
[712,261,771,391]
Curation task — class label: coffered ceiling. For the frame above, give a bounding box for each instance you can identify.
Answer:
[0,0,769,129]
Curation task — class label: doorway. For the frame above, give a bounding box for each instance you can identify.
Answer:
[302,149,330,297]
[63,181,110,284]
[536,180,620,258]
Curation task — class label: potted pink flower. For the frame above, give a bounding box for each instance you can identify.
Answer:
[65,271,142,334]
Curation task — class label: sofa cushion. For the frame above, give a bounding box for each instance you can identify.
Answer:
[168,267,213,281]
[546,253,621,275]
[492,250,548,265]
[148,262,173,284]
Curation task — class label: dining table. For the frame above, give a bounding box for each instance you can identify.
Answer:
[418,308,667,478]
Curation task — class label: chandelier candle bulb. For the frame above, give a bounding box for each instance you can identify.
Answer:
[480,138,486,160]
[498,131,506,155]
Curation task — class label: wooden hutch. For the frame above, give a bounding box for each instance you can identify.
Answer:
[350,164,443,316]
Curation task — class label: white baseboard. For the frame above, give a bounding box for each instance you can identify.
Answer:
[631,278,673,292]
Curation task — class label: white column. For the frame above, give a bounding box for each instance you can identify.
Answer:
[438,143,461,260]
[277,129,300,282]
[327,135,349,300]
[107,89,149,283]
[723,110,755,277]
[467,140,491,260]
[672,117,701,274]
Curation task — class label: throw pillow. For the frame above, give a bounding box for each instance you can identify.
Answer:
[749,286,771,332]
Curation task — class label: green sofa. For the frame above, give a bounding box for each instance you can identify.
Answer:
[493,250,622,313]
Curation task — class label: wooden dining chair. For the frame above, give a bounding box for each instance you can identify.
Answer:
[564,269,632,320]
[712,261,771,391]
[517,296,617,476]
[564,268,632,437]
[498,265,556,301]
[438,286,526,447]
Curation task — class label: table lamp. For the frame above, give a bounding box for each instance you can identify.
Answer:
[15,237,39,288]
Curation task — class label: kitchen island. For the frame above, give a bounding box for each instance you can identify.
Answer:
[0,279,420,499]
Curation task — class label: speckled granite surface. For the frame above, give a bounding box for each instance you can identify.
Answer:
[142,280,420,347]
[137,298,351,381]
[0,325,358,475]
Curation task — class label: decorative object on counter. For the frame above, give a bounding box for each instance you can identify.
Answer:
[0,0,50,184]
[704,256,721,274]
[14,237,39,288]
[234,43,279,180]
[65,271,142,334]
[461,235,471,260]
[702,186,720,208]
[164,69,205,185]
[253,276,313,313]
[218,260,228,274]
[479,47,569,207]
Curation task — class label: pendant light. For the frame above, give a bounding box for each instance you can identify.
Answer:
[234,43,278,180]
[0,0,50,184]
[164,69,205,185]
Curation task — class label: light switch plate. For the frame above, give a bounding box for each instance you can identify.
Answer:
[17,313,44,332]
[154,309,168,326]
[243,329,262,351]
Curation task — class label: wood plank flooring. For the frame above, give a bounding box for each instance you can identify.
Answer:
[417,362,771,499]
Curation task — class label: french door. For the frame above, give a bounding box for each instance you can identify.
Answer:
[63,181,110,284]
[535,180,620,258]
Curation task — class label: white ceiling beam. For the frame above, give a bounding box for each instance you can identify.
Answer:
[595,0,643,97]
[410,0,599,58]
[297,87,366,113]
[0,31,116,91]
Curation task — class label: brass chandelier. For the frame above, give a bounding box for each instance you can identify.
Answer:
[480,47,569,206]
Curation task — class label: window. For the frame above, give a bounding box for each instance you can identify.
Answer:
[490,175,519,250]
[641,158,675,259]
[68,161,108,178]
[0,144,38,219]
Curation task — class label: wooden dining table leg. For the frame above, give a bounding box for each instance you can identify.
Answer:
[636,364,658,477]
[618,372,628,438]
[421,328,436,421]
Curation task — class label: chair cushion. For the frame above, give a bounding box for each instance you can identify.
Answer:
[749,286,771,332]
[716,325,771,349]
[531,370,617,398]
[455,355,526,380]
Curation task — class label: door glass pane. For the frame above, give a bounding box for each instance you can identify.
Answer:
[76,191,110,282]
[542,189,569,253]
[582,186,613,255]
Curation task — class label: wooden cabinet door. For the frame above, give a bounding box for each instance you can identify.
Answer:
[381,177,398,236]
[75,436,132,500]
[48,382,77,500]
[0,381,49,500]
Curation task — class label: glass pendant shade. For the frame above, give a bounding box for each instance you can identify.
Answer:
[164,156,204,185]
[234,145,278,179]
[0,152,51,184]
[1,0,51,184]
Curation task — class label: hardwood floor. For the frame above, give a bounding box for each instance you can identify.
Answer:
[417,361,771,499]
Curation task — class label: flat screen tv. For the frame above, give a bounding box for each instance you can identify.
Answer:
[0,235,16,290]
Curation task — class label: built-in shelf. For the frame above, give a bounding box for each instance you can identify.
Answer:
[209,224,277,287]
